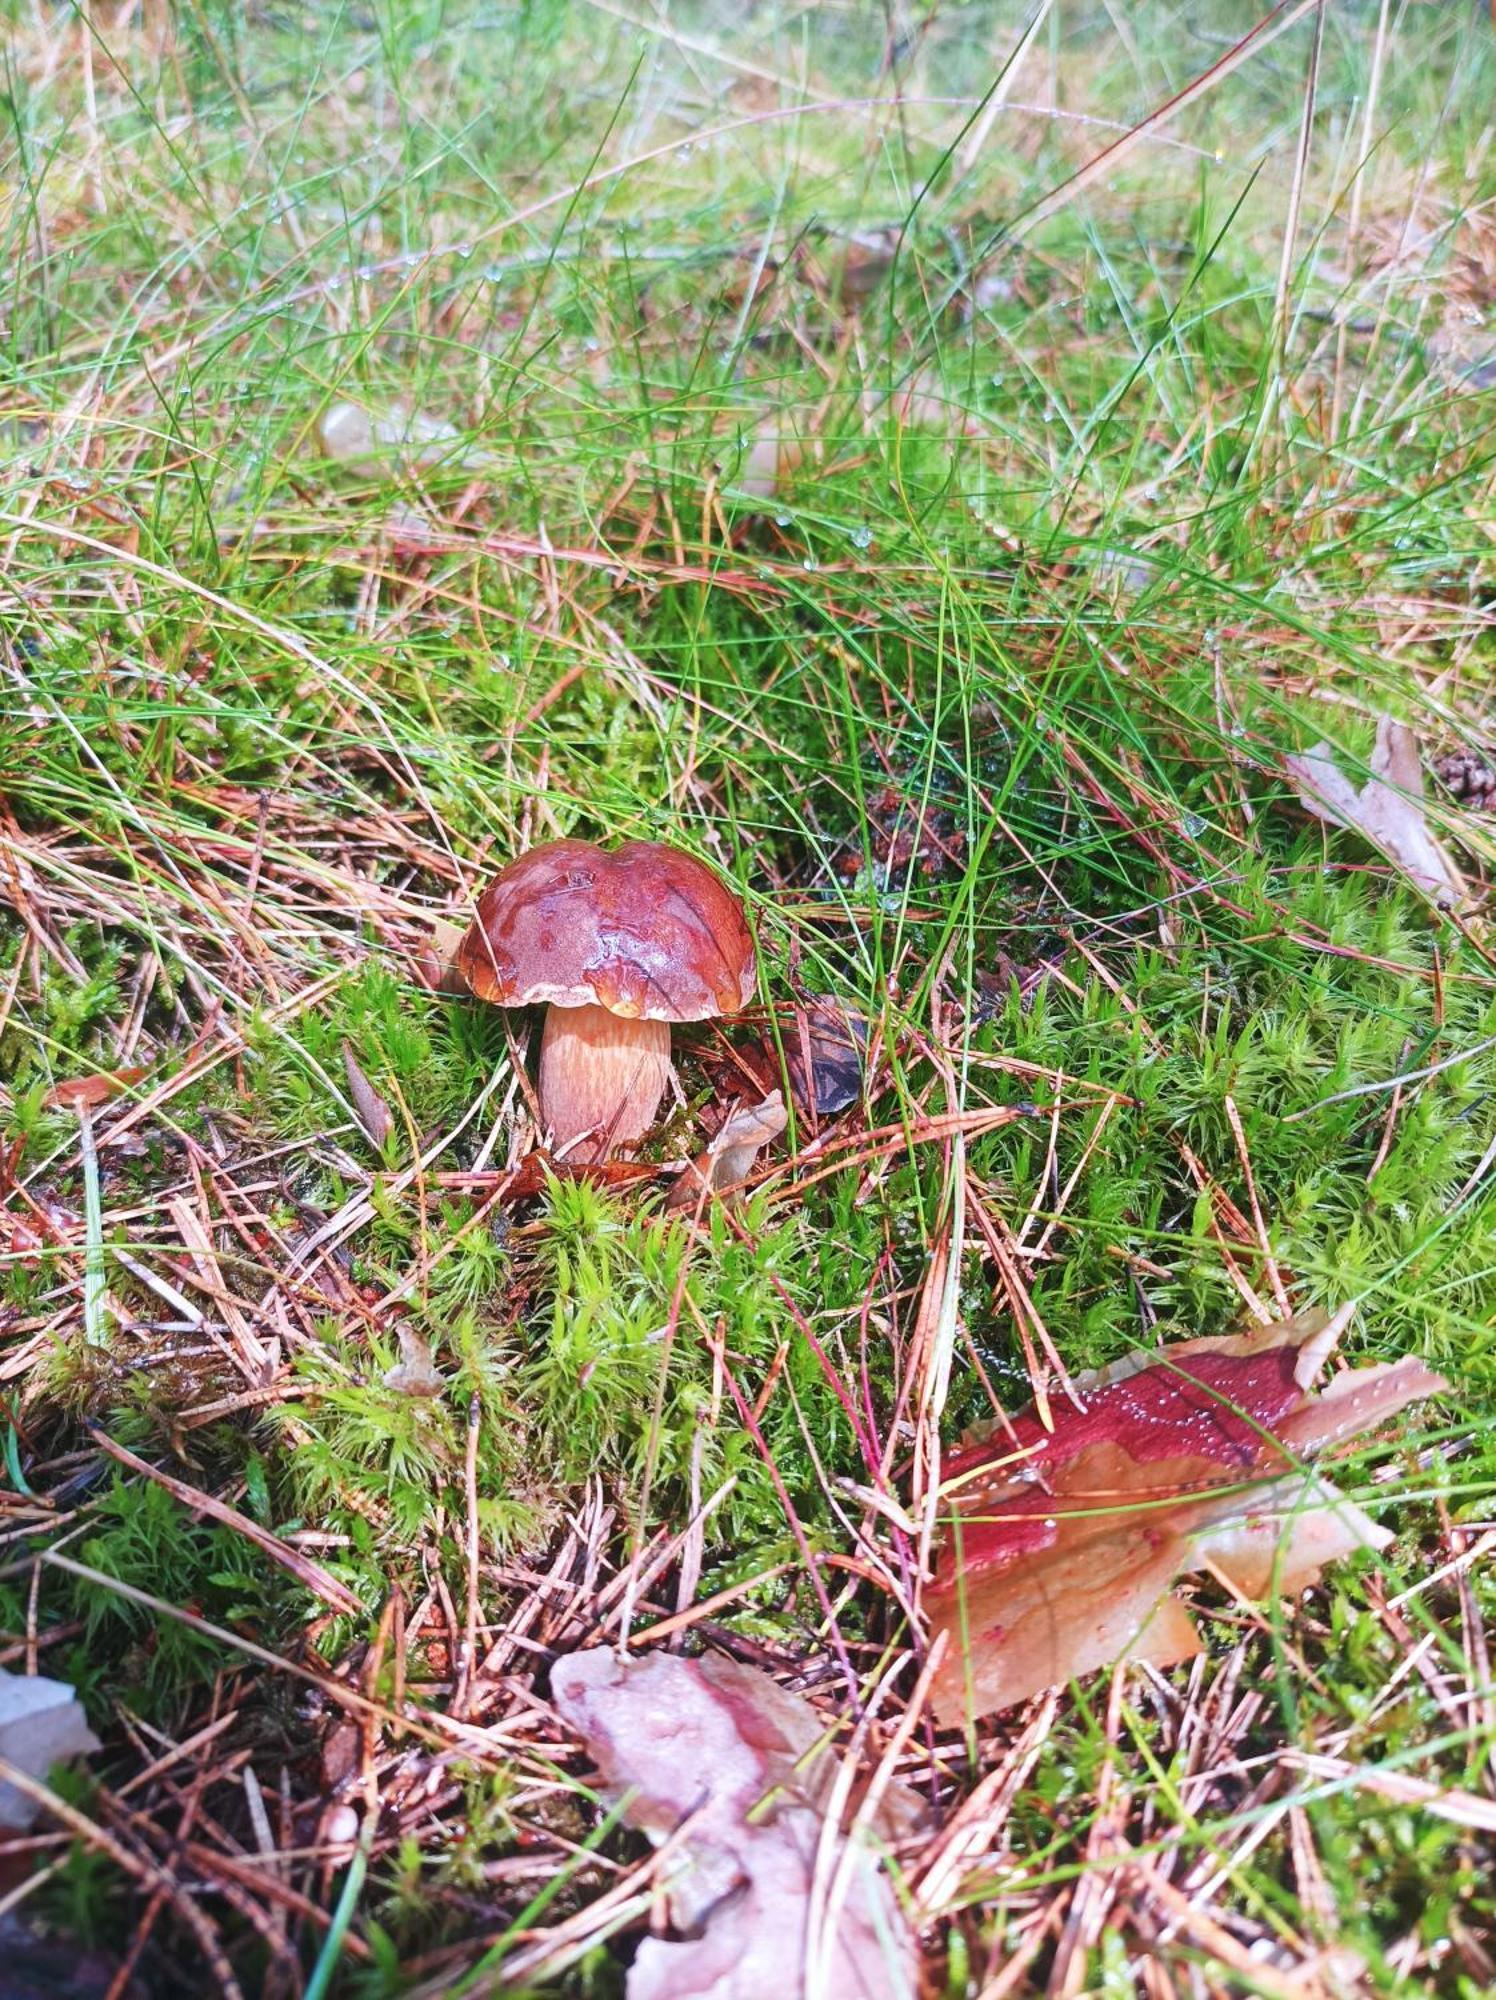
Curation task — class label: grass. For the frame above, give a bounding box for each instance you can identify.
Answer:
[1,0,1494,1991]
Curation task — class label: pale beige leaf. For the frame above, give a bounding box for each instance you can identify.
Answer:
[665,1091,786,1212]
[550,1648,919,2000]
[1287,715,1464,907]
[383,1322,443,1398]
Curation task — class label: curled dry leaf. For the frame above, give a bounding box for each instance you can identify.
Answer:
[342,1041,393,1149]
[927,1308,1447,1723]
[383,1321,444,1397]
[42,1067,145,1112]
[1286,713,1464,908]
[550,1648,920,2000]
[665,1090,787,1213]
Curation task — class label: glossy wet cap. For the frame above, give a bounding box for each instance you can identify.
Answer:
[457,839,756,1022]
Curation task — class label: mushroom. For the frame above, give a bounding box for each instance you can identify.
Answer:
[456,839,756,1163]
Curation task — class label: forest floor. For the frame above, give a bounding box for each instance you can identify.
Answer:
[1,1,1494,1994]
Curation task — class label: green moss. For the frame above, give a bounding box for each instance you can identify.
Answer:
[0,0,1492,1987]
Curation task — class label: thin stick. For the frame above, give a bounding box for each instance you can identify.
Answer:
[91,1430,362,1617]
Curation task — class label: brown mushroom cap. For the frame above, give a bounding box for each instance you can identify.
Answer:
[457,839,756,1022]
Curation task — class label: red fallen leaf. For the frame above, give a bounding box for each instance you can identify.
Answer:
[42,1068,145,1112]
[926,1308,1447,1722]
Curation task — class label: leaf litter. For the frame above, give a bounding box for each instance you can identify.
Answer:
[1286,712,1466,908]
[926,1306,1447,1721]
[383,1320,445,1397]
[664,1089,788,1212]
[550,1647,920,2000]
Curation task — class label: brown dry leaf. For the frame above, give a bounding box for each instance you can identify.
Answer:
[664,1090,787,1213]
[550,1648,920,2000]
[42,1067,145,1111]
[927,1307,1446,1722]
[1286,713,1465,908]
[342,1041,393,1149]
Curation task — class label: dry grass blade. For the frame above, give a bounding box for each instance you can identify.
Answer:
[1284,1753,1496,1832]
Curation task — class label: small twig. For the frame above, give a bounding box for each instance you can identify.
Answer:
[1224,1093,1290,1316]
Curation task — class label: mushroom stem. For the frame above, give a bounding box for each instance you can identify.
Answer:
[538,1004,671,1162]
